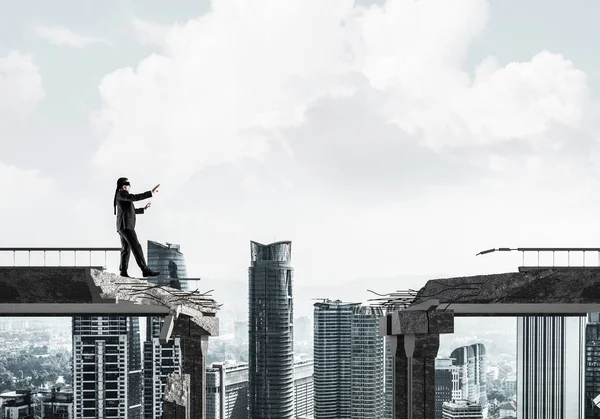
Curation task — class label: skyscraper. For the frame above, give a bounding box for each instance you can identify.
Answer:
[143,240,188,418]
[435,357,461,419]
[351,305,385,418]
[450,344,487,406]
[248,241,295,419]
[205,360,313,419]
[314,300,355,419]
[313,300,384,419]
[517,316,585,419]
[294,359,314,418]
[384,336,393,419]
[585,313,600,418]
[143,316,181,419]
[147,241,189,290]
[72,316,142,418]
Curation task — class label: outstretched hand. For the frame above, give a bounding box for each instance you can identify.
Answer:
[152,184,160,193]
[145,202,152,210]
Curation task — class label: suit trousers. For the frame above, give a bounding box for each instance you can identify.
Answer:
[118,228,149,274]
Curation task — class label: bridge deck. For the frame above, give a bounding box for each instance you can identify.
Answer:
[0,267,218,322]
[407,267,600,316]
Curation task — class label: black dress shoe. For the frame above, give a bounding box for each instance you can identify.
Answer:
[120,272,131,278]
[142,269,160,277]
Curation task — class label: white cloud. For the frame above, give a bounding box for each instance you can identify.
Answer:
[0,162,54,197]
[92,0,591,189]
[0,51,44,123]
[386,51,589,148]
[0,162,56,244]
[132,17,172,47]
[83,0,600,285]
[34,24,110,48]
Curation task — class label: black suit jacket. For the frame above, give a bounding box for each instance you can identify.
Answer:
[115,190,152,231]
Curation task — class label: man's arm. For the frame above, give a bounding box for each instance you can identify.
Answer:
[135,208,145,215]
[116,190,152,202]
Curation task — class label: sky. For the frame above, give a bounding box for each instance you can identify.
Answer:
[1,0,600,296]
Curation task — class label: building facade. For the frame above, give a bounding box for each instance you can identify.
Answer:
[42,387,74,419]
[517,316,585,419]
[350,305,384,418]
[248,241,295,419]
[314,300,355,419]
[146,241,189,290]
[435,357,461,419]
[450,344,487,406]
[143,239,190,418]
[586,313,600,418]
[441,400,483,419]
[205,360,313,419]
[384,336,393,419]
[313,300,384,419]
[72,316,142,419]
[0,390,33,419]
[294,359,314,418]
[143,316,181,419]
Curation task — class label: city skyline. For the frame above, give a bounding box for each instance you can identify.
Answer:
[2,0,600,418]
[0,262,595,419]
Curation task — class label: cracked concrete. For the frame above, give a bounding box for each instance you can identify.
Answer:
[0,267,99,303]
[412,268,600,305]
[0,266,219,418]
[164,373,190,406]
[380,309,454,336]
[383,267,600,419]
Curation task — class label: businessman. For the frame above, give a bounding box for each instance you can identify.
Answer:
[113,177,161,278]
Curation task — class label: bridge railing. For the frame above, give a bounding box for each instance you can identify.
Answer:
[476,247,600,268]
[0,247,121,268]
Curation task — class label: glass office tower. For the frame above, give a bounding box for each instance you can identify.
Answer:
[248,241,295,419]
[147,241,188,290]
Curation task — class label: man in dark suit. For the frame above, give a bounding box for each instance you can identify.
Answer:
[113,177,161,278]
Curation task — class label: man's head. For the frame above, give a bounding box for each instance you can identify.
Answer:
[117,177,131,191]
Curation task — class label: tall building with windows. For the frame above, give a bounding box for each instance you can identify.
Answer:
[205,360,313,419]
[72,316,142,419]
[143,239,189,418]
[294,359,314,418]
[0,390,33,419]
[384,336,393,419]
[206,362,249,419]
[351,305,384,418]
[248,241,295,419]
[585,313,600,418]
[147,241,189,290]
[313,300,384,419]
[441,400,483,419]
[42,387,74,419]
[314,300,355,419]
[383,305,405,419]
[435,357,461,419]
[450,344,487,406]
[517,316,586,419]
[143,316,181,419]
